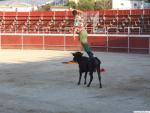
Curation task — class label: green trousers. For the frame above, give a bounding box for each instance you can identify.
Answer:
[78,29,93,55]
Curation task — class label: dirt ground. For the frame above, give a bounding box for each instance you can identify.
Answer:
[0,50,150,113]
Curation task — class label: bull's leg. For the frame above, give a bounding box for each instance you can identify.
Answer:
[87,72,93,87]
[84,72,88,85]
[97,67,102,88]
[78,71,82,85]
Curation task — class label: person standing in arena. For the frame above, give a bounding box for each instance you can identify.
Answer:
[72,9,94,58]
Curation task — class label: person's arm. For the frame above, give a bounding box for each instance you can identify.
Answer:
[73,14,79,40]
[76,9,84,14]
[73,27,77,40]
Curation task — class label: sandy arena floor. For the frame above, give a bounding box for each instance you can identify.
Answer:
[0,50,150,113]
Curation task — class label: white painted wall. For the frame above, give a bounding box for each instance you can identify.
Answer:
[144,2,150,8]
[0,6,37,12]
[112,0,145,9]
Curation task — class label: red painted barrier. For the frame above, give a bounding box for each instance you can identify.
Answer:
[108,37,128,47]
[17,12,29,16]
[0,12,3,16]
[5,12,17,16]
[104,10,118,15]
[117,10,130,15]
[130,37,149,48]
[0,34,149,54]
[23,36,43,49]
[30,11,43,16]
[44,36,64,50]
[108,37,128,53]
[129,37,149,54]
[144,9,150,15]
[131,9,144,15]
[65,36,81,51]
[88,36,107,51]
[1,35,22,49]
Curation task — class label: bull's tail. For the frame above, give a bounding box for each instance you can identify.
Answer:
[100,68,105,72]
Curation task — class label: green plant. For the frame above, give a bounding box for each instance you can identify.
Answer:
[78,0,95,10]
[38,3,51,11]
[94,0,112,10]
[67,1,77,9]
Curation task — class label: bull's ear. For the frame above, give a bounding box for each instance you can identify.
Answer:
[80,52,83,56]
[72,53,75,56]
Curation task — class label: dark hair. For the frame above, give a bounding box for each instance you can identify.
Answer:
[72,10,77,16]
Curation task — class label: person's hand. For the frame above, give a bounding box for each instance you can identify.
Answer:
[73,33,76,40]
[73,28,77,40]
[76,10,84,14]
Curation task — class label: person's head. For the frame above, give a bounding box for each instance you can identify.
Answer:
[72,10,78,17]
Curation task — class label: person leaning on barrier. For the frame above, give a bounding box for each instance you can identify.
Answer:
[72,9,94,58]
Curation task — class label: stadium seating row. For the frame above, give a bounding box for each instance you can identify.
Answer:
[0,9,150,34]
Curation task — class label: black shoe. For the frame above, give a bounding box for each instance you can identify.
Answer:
[87,52,94,58]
